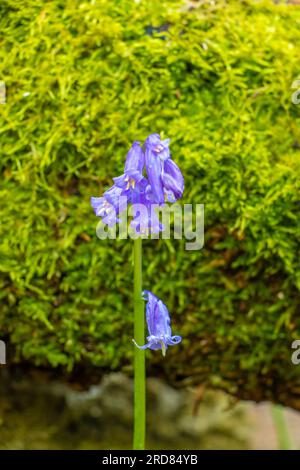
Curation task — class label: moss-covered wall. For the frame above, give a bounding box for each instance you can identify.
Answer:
[1,0,300,407]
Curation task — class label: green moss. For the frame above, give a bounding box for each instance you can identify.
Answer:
[1,0,300,406]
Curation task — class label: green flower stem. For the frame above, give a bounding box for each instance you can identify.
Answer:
[271,404,292,450]
[133,237,145,450]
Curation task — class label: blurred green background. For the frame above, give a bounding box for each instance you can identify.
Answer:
[1,0,300,418]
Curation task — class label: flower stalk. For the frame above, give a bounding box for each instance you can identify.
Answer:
[91,134,184,450]
[133,237,145,450]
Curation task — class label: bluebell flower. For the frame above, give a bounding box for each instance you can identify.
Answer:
[145,133,184,205]
[91,185,126,226]
[145,133,171,161]
[130,199,163,235]
[133,290,182,356]
[125,141,145,173]
[162,158,184,203]
[91,133,184,231]
[113,141,145,194]
[129,180,164,234]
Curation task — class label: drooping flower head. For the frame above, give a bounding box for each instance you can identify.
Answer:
[90,133,184,232]
[133,290,182,356]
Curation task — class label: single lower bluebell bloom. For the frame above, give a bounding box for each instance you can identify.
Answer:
[133,290,182,356]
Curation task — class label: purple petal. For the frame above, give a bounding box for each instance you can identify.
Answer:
[113,175,127,189]
[145,146,165,204]
[166,335,182,346]
[90,196,105,216]
[162,159,184,201]
[145,133,161,146]
[124,141,144,173]
[145,133,170,161]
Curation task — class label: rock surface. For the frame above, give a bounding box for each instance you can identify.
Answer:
[0,370,249,449]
